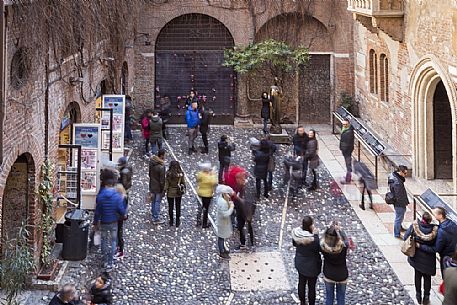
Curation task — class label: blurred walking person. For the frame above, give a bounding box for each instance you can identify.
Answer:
[353,160,377,210]
[292,216,322,305]
[196,162,218,228]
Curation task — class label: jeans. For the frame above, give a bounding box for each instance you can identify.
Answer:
[256,177,268,197]
[201,131,208,149]
[197,197,212,227]
[151,193,162,221]
[298,274,317,305]
[394,206,406,237]
[188,128,198,150]
[414,269,431,299]
[144,138,150,155]
[218,237,227,254]
[325,281,346,305]
[167,196,182,225]
[263,118,268,133]
[219,161,229,183]
[150,138,163,155]
[343,154,352,173]
[302,159,309,184]
[267,171,273,190]
[237,214,254,246]
[117,219,124,252]
[100,222,118,268]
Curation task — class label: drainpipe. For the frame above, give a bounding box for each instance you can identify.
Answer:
[0,2,5,164]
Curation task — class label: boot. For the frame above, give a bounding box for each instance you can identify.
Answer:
[359,203,365,210]
[416,294,422,304]
[345,172,352,183]
[422,295,430,305]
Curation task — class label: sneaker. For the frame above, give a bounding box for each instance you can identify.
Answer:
[235,244,247,251]
[114,251,124,260]
[152,219,165,225]
[219,252,230,259]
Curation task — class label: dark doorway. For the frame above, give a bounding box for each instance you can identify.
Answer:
[155,14,236,124]
[298,54,331,124]
[433,81,453,179]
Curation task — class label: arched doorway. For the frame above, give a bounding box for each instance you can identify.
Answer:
[1,153,35,253]
[433,81,452,179]
[255,13,332,124]
[411,56,457,189]
[155,14,236,124]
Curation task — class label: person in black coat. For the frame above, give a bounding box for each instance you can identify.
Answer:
[388,165,409,238]
[217,135,236,183]
[253,139,270,199]
[89,272,113,304]
[293,126,309,185]
[199,105,212,154]
[304,129,319,191]
[321,225,349,305]
[260,92,270,134]
[292,216,322,305]
[265,135,277,191]
[403,212,438,305]
[49,284,80,305]
[339,119,355,183]
[354,160,377,210]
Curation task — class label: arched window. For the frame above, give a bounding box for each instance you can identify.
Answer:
[369,49,378,94]
[380,54,389,102]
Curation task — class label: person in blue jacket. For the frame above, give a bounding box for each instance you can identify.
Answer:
[94,172,126,271]
[420,207,457,277]
[185,101,200,155]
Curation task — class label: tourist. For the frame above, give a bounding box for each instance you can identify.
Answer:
[198,105,211,154]
[94,171,126,271]
[404,212,438,305]
[339,119,354,184]
[196,162,218,228]
[116,156,132,259]
[149,148,166,225]
[185,89,198,108]
[283,155,304,197]
[420,207,457,276]
[387,165,409,239]
[353,160,377,210]
[149,111,163,155]
[260,91,270,134]
[185,101,200,155]
[305,129,319,191]
[223,165,248,230]
[159,104,171,140]
[49,284,80,305]
[253,139,271,199]
[234,185,256,250]
[321,224,349,305]
[124,96,133,144]
[141,109,152,156]
[293,126,309,185]
[217,135,235,183]
[164,160,186,227]
[442,245,457,305]
[265,135,277,191]
[215,184,235,259]
[88,272,112,304]
[292,216,321,305]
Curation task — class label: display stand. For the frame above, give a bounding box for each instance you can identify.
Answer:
[73,124,101,210]
[101,95,125,162]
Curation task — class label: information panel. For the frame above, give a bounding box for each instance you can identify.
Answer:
[102,95,125,161]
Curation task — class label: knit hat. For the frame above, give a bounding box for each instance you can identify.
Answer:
[198,162,212,171]
[215,184,234,196]
[118,156,128,165]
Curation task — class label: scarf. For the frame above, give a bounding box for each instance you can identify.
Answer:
[341,126,350,134]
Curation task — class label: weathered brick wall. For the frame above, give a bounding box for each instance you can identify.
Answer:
[133,0,354,122]
[353,0,457,159]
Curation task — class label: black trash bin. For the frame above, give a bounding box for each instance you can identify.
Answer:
[62,209,90,261]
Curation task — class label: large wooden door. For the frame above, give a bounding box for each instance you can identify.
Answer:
[298,54,331,124]
[155,14,235,124]
[433,81,453,179]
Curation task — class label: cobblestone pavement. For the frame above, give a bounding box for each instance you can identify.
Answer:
[26,127,413,305]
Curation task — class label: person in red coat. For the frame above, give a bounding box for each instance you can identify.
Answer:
[141,109,152,156]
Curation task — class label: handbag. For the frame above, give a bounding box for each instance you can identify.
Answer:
[267,156,275,172]
[385,191,396,204]
[93,231,101,246]
[401,233,416,257]
[177,176,186,196]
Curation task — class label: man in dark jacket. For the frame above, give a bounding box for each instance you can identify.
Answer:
[293,126,309,185]
[199,105,212,154]
[185,102,200,155]
[339,119,355,183]
[265,135,277,191]
[94,173,126,271]
[149,111,163,155]
[149,149,166,224]
[49,284,80,305]
[420,207,457,277]
[388,165,409,238]
[254,140,271,199]
[217,135,235,183]
[116,156,132,259]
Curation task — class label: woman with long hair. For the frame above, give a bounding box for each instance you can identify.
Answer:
[164,161,186,227]
[305,129,319,191]
[292,216,322,305]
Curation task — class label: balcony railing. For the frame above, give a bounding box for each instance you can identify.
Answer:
[347,0,404,17]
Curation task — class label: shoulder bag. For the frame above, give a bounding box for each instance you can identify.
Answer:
[401,231,416,257]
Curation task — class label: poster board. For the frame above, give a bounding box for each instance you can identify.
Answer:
[101,95,125,162]
[73,124,101,210]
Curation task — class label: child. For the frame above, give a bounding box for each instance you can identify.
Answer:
[89,272,112,304]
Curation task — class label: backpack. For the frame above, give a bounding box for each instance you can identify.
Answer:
[120,166,133,191]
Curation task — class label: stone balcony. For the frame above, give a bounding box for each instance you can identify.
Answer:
[347,0,404,41]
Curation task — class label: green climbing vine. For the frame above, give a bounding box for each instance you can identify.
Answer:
[38,160,55,267]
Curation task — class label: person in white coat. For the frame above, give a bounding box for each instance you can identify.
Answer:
[215,185,235,259]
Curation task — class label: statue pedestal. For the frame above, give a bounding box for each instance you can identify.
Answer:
[269,128,291,144]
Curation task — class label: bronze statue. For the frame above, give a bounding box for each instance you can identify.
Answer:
[269,77,283,134]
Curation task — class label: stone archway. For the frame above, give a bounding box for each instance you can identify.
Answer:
[410,55,457,188]
[1,153,36,254]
